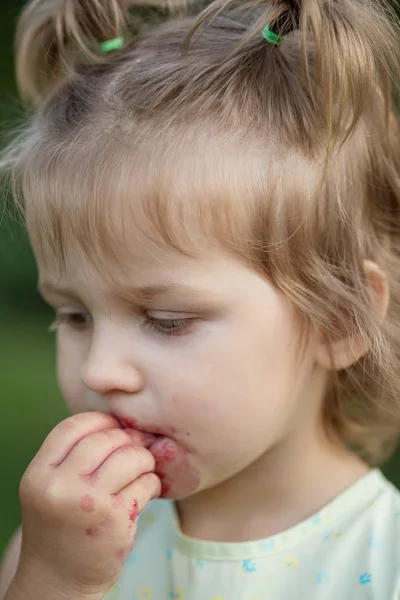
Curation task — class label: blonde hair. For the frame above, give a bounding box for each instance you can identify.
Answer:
[3,0,400,464]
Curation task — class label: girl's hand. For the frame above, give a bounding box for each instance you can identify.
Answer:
[14,412,161,599]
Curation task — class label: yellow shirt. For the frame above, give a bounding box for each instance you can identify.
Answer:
[105,469,400,599]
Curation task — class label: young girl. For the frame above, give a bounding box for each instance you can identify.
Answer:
[1,0,400,598]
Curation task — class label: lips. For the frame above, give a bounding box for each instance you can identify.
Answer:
[114,415,164,449]
[123,428,159,449]
[114,414,174,437]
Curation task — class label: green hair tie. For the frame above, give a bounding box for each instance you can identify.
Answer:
[100,37,124,54]
[262,25,285,47]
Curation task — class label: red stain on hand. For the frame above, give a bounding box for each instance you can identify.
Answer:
[129,499,139,522]
[112,493,126,509]
[80,471,100,487]
[85,526,98,537]
[80,495,95,512]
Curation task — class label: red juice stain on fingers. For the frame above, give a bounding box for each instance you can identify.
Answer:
[85,526,98,538]
[80,495,95,512]
[112,493,126,509]
[129,499,139,522]
[80,472,100,487]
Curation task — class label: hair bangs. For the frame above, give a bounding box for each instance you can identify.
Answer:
[14,122,307,281]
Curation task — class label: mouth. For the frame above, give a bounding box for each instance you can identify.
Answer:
[115,415,164,449]
[114,414,196,498]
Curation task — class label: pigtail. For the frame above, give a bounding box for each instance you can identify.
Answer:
[16,0,193,107]
[189,0,399,147]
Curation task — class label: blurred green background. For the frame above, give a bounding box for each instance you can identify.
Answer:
[0,0,399,563]
[0,0,70,560]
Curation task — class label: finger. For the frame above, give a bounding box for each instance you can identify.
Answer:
[34,412,120,468]
[115,472,161,520]
[122,428,157,449]
[87,445,156,494]
[58,428,139,479]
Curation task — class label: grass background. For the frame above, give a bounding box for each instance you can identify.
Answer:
[0,0,399,563]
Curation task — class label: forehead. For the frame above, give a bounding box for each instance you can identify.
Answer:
[36,232,271,309]
[24,121,275,283]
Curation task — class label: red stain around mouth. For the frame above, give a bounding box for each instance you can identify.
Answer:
[153,438,178,468]
[159,476,171,496]
[129,499,139,522]
[151,438,200,499]
[118,416,138,429]
[80,495,95,513]
[116,415,176,438]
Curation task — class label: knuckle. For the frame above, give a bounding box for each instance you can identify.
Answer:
[142,449,156,471]
[102,428,132,444]
[19,464,44,502]
[52,415,80,437]
[53,412,115,437]
[120,446,156,471]
[19,472,33,501]
[141,472,162,498]
[42,479,65,507]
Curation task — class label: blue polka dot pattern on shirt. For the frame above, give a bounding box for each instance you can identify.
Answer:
[359,572,372,585]
[259,538,276,550]
[195,558,209,568]
[242,559,257,573]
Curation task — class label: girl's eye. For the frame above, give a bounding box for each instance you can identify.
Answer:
[144,316,196,337]
[49,310,92,332]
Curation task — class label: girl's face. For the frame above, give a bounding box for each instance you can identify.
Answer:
[38,236,325,499]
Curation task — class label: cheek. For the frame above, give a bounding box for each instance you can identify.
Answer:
[168,325,304,448]
[56,334,86,413]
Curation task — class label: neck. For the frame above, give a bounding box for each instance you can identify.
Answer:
[176,422,369,543]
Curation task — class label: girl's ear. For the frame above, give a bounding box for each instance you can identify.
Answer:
[315,260,390,371]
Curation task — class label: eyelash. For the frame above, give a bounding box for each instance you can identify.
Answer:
[145,316,197,337]
[49,312,195,338]
[49,312,90,332]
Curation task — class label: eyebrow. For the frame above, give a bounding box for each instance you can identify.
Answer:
[38,281,209,305]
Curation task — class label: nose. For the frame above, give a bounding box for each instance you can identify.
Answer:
[81,326,145,396]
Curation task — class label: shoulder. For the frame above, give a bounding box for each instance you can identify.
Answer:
[347,472,400,598]
[295,470,400,599]
[0,526,22,599]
